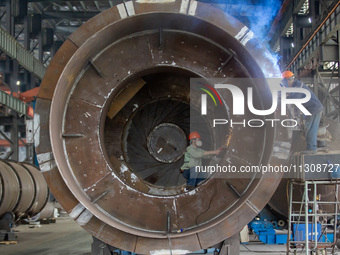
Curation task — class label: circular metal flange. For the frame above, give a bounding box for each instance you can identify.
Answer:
[35,1,291,253]
[147,123,187,163]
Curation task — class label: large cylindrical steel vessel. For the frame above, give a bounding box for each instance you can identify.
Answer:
[35,1,290,253]
[0,160,49,218]
[30,202,55,221]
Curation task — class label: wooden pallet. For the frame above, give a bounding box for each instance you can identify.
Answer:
[0,240,17,245]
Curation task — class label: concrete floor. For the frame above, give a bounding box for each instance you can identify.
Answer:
[240,243,287,255]
[0,217,339,255]
[0,217,92,255]
[240,242,340,255]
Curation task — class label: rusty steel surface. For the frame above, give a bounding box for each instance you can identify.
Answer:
[0,160,49,218]
[35,1,291,253]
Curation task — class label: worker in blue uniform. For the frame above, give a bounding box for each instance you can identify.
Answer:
[281,71,323,153]
[180,131,221,191]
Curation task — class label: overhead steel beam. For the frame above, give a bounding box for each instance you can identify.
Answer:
[27,0,255,3]
[27,0,122,5]
[66,1,74,12]
[41,9,265,21]
[192,0,276,3]
[0,90,31,118]
[0,26,46,79]
[28,0,114,1]
[287,2,340,73]
[268,0,306,51]
[55,25,79,34]
[94,1,100,11]
[0,130,13,145]
[80,1,87,11]
[42,11,99,19]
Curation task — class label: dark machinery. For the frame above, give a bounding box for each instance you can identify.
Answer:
[33,1,340,254]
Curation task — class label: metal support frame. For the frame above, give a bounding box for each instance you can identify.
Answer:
[278,0,340,123]
[0,90,31,117]
[287,2,340,73]
[315,68,340,118]
[0,116,33,162]
[23,14,33,91]
[0,0,39,164]
[269,0,307,53]
[10,111,18,161]
[0,26,46,79]
[287,180,340,255]
[0,0,46,81]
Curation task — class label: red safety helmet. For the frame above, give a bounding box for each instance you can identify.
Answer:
[282,71,295,79]
[189,131,200,140]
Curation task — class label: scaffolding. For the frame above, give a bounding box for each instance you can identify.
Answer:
[287,180,340,255]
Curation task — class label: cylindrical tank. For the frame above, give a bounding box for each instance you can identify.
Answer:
[34,1,290,253]
[29,202,55,221]
[0,160,49,218]
[37,202,55,220]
